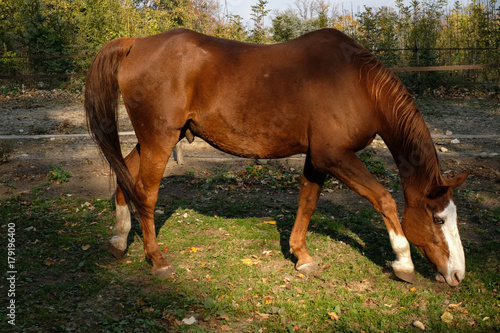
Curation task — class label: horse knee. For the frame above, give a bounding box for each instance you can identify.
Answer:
[135,180,159,210]
[376,192,397,218]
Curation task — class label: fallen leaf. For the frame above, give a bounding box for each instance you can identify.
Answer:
[255,312,270,319]
[136,298,147,306]
[241,258,261,266]
[162,246,169,252]
[190,247,203,253]
[441,311,453,323]
[220,324,231,331]
[448,301,463,309]
[81,244,90,251]
[263,221,276,225]
[43,258,57,266]
[410,287,418,292]
[328,312,340,321]
[182,316,196,325]
[413,320,425,330]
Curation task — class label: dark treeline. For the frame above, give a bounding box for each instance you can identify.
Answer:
[0,0,499,89]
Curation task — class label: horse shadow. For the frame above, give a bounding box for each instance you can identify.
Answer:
[124,173,434,282]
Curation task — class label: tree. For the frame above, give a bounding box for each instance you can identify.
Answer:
[357,6,400,66]
[214,14,248,41]
[272,9,316,42]
[250,0,271,44]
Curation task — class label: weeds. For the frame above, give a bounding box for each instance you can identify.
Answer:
[47,165,72,183]
[358,149,387,176]
[0,141,13,165]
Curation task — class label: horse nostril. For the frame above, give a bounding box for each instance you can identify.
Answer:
[453,271,464,284]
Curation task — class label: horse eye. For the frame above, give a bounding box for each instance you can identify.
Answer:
[433,217,445,225]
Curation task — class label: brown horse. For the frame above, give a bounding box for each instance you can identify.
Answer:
[85,28,468,286]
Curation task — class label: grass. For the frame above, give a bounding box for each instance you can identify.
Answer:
[0,164,498,332]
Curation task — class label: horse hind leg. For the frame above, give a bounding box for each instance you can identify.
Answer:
[134,136,179,278]
[109,145,140,258]
[289,155,326,273]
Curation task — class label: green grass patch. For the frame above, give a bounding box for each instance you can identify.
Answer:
[1,166,498,332]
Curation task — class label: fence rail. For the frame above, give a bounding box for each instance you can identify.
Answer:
[0,73,86,80]
[390,63,500,73]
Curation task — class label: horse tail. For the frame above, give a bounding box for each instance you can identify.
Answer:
[84,38,145,215]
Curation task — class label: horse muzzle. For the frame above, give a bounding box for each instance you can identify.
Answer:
[435,268,465,286]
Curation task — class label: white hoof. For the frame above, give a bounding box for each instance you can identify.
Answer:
[296,262,318,274]
[109,236,127,252]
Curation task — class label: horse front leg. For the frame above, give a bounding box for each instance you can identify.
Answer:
[320,151,416,283]
[289,155,326,273]
[109,146,140,258]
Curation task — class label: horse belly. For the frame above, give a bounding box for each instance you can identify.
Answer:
[190,112,309,159]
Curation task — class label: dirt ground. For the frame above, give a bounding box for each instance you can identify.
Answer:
[0,94,499,216]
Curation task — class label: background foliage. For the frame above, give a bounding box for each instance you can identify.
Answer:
[0,0,499,89]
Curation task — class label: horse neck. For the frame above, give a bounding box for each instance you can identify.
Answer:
[378,93,443,199]
[351,46,444,200]
[357,56,443,197]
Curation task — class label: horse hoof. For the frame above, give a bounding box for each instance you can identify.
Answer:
[296,262,318,274]
[151,265,175,279]
[109,243,126,259]
[394,269,417,284]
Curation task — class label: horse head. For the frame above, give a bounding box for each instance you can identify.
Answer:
[402,172,468,286]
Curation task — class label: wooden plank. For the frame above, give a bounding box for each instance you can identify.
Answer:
[0,73,86,80]
[0,132,135,140]
[390,64,499,72]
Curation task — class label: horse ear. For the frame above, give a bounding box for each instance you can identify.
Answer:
[427,172,469,199]
[427,185,449,199]
[446,172,469,189]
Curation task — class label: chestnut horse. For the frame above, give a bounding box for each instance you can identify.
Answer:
[85,28,468,286]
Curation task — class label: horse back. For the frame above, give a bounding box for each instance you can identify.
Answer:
[118,29,379,158]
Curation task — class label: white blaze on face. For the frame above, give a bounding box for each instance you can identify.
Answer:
[436,200,465,285]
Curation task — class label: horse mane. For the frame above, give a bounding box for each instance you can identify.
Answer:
[353,46,444,191]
